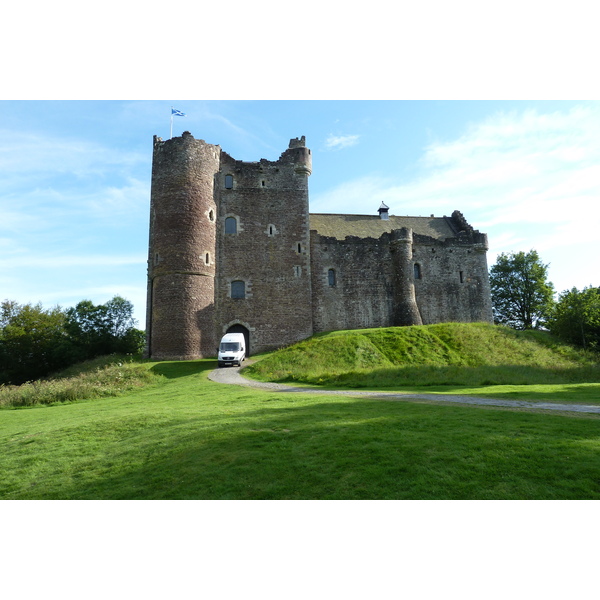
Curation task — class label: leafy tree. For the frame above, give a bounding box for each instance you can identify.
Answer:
[65,296,144,359]
[548,286,600,350]
[489,250,555,329]
[0,302,75,384]
[0,296,145,385]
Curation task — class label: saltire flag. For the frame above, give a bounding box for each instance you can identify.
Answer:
[170,107,187,138]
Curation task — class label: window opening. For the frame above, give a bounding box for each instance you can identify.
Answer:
[414,263,421,279]
[269,225,274,235]
[224,174,233,189]
[225,216,237,234]
[208,209,215,222]
[205,253,210,265]
[459,271,464,283]
[231,280,245,299]
[328,269,336,287]
[297,243,302,253]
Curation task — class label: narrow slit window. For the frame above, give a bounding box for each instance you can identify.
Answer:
[225,217,237,234]
[205,253,210,265]
[297,243,302,253]
[328,269,336,287]
[459,271,464,283]
[414,263,421,279]
[231,280,245,299]
[224,174,233,189]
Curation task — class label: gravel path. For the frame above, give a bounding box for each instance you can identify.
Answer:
[208,365,600,414]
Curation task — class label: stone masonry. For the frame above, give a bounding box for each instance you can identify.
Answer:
[146,133,493,359]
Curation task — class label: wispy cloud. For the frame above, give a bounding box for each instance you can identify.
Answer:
[0,129,145,182]
[312,104,600,293]
[314,105,600,226]
[0,254,146,269]
[324,134,360,150]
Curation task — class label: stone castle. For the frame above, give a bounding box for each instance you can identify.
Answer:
[145,132,493,360]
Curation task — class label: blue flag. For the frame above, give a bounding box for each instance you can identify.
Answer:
[171,108,186,117]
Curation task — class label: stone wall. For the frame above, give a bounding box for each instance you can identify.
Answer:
[413,235,493,324]
[214,141,314,354]
[310,226,493,333]
[146,133,493,361]
[310,233,394,333]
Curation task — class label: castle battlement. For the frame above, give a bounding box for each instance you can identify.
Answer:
[146,134,492,359]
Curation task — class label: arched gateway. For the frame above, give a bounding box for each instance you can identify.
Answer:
[225,324,250,357]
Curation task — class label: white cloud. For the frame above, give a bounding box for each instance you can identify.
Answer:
[0,254,146,269]
[0,129,145,183]
[311,104,600,294]
[314,104,600,226]
[324,134,360,150]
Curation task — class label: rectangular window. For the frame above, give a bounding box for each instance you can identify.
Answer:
[328,269,336,287]
[225,217,237,234]
[231,280,245,299]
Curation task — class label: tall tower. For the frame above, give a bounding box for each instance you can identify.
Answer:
[390,227,423,326]
[214,136,314,354]
[146,132,220,359]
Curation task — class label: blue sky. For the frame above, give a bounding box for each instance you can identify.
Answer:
[1,100,599,327]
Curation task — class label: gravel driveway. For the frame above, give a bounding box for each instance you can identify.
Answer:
[208,365,600,414]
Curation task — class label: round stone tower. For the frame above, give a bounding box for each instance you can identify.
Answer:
[390,227,423,326]
[146,132,221,359]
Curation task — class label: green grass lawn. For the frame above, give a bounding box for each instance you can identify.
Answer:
[2,359,600,500]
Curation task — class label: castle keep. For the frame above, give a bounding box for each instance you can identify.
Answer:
[146,132,493,360]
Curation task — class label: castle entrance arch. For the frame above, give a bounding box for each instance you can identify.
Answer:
[225,324,250,357]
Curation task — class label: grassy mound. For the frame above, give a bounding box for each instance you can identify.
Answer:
[244,323,600,387]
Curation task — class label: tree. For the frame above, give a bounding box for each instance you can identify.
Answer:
[0,296,145,385]
[489,250,555,329]
[65,296,144,359]
[548,286,600,350]
[0,302,75,385]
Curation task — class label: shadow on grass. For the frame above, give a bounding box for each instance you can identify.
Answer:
[150,360,217,379]
[300,364,600,388]
[44,397,600,500]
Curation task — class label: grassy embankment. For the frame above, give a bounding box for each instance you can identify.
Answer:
[244,323,600,404]
[1,323,599,499]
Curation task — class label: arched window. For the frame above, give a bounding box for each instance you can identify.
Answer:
[225,217,237,234]
[231,280,245,299]
[328,268,336,287]
[224,174,233,189]
[414,263,421,279]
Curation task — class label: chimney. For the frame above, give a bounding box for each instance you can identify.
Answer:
[378,202,389,220]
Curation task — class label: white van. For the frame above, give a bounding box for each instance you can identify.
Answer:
[217,333,246,367]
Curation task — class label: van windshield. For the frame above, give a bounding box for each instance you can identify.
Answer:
[220,342,240,352]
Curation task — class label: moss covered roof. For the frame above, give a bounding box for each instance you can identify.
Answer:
[308,214,456,241]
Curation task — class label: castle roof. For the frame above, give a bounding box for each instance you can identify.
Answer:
[308,213,457,241]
